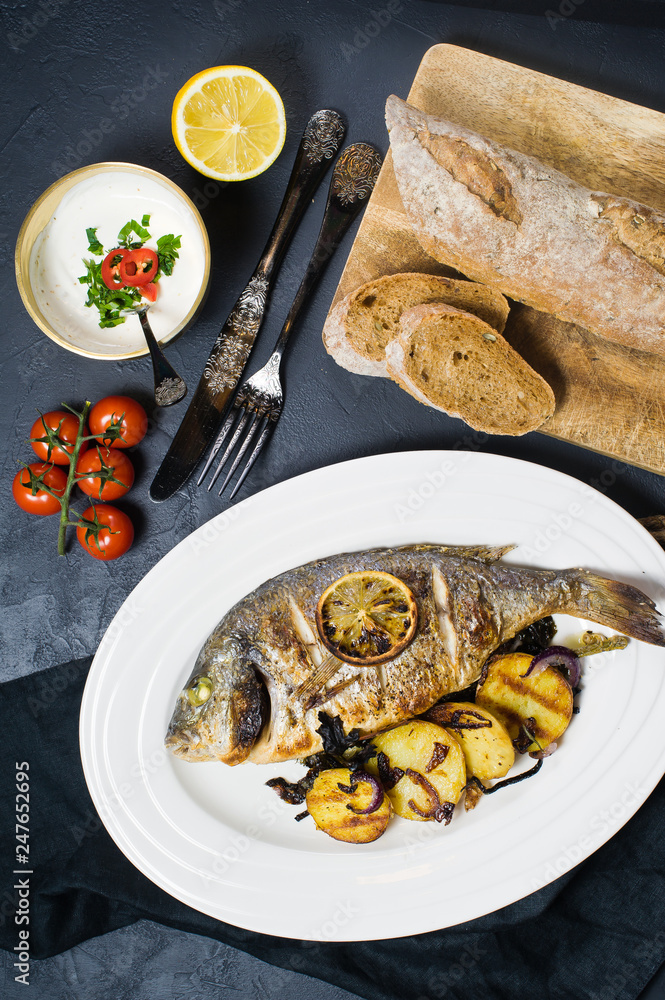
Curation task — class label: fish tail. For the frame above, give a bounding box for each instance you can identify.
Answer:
[567,570,665,646]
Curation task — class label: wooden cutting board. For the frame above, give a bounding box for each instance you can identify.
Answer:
[328,44,665,476]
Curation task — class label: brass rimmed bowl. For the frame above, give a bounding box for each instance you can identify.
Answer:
[15,162,211,361]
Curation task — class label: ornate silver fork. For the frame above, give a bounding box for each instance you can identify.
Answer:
[197,142,383,499]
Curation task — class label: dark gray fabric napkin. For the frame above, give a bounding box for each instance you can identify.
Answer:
[1,656,664,1000]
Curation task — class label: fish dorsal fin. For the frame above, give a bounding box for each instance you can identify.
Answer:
[431,564,458,664]
[447,543,516,563]
[395,542,516,563]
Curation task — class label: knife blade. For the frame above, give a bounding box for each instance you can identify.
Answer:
[149,109,346,502]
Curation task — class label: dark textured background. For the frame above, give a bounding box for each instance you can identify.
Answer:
[2,0,665,996]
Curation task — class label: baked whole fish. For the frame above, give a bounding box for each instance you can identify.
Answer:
[165,543,664,765]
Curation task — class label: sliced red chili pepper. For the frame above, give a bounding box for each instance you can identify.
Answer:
[119,248,159,287]
[140,280,158,302]
[101,248,132,290]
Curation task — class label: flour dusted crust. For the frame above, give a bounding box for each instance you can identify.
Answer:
[322,295,383,377]
[386,94,665,357]
[322,271,509,376]
[386,302,555,435]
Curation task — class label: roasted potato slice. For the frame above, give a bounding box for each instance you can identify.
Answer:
[476,652,573,752]
[369,720,466,822]
[306,767,391,843]
[424,701,515,780]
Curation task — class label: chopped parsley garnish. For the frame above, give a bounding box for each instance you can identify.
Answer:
[86,228,104,255]
[156,234,182,276]
[78,260,142,328]
[116,218,152,249]
[78,217,182,328]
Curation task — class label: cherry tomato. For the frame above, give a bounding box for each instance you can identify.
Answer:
[75,446,135,500]
[12,463,68,516]
[140,279,158,302]
[101,248,132,290]
[30,411,87,464]
[89,396,148,448]
[119,247,159,287]
[76,504,134,561]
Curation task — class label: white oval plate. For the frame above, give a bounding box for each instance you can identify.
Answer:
[80,451,665,941]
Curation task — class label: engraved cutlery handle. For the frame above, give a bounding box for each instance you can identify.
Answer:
[138,309,187,407]
[272,142,383,359]
[202,110,346,393]
[259,109,347,278]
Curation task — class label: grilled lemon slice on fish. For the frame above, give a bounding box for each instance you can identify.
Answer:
[315,570,418,666]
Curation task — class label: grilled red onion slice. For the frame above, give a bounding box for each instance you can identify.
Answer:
[404,768,454,824]
[521,645,580,688]
[338,772,384,815]
[376,751,404,790]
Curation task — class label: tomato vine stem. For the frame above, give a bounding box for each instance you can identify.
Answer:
[57,401,92,556]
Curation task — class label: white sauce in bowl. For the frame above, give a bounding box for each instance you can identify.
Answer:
[29,169,208,356]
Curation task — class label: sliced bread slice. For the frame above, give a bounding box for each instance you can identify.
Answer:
[322,272,510,377]
[385,302,555,436]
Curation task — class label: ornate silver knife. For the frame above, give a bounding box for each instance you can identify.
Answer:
[150,109,346,502]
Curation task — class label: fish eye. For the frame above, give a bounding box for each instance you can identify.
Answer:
[187,676,212,707]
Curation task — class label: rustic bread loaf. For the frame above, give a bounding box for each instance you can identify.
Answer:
[323,271,510,376]
[385,302,555,435]
[386,94,665,357]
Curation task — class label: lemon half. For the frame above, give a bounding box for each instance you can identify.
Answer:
[172,66,286,182]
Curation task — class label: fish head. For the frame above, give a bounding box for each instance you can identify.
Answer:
[164,636,267,765]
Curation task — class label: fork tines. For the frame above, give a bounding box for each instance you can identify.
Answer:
[197,404,273,499]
